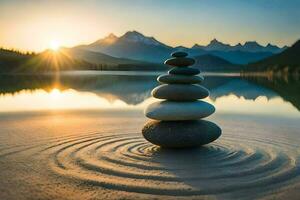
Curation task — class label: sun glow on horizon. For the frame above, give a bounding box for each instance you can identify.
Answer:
[49,40,61,51]
[50,88,61,99]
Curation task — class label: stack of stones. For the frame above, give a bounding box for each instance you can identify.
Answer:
[142,51,221,148]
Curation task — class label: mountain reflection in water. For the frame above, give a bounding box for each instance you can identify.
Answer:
[0,72,299,117]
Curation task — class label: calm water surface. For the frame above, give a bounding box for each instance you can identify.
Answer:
[0,71,299,117]
[0,71,300,200]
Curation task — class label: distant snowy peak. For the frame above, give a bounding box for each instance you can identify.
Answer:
[106,33,118,40]
[120,31,164,46]
[192,44,204,49]
[193,39,229,50]
[207,39,231,50]
[243,41,262,49]
[209,38,225,46]
[94,33,118,45]
[94,31,164,46]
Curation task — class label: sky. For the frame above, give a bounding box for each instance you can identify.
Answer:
[0,0,299,52]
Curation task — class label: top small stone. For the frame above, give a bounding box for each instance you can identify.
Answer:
[171,51,188,58]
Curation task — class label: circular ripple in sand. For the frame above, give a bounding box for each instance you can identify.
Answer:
[45,132,300,198]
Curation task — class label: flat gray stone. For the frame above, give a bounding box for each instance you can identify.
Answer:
[152,84,209,101]
[145,100,215,120]
[164,57,195,67]
[168,67,200,75]
[157,74,204,84]
[142,120,222,148]
[171,51,188,58]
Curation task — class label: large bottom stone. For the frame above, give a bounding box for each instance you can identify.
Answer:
[142,120,222,148]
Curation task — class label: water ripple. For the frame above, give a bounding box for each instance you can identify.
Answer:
[39,132,300,198]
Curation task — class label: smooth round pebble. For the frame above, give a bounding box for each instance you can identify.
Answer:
[142,120,222,148]
[164,57,195,67]
[145,100,215,120]
[168,67,200,75]
[152,84,209,101]
[171,51,188,58]
[157,74,204,84]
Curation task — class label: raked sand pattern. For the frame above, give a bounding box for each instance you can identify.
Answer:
[1,114,300,200]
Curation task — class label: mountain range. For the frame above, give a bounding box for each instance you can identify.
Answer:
[75,31,286,64]
[248,40,300,74]
[75,31,172,63]
[0,30,297,73]
[192,39,286,53]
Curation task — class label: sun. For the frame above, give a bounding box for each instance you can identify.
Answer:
[49,40,61,51]
[50,88,61,99]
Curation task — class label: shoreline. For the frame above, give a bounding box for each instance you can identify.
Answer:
[0,70,298,81]
[0,70,241,77]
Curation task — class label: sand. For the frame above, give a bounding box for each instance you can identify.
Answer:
[0,110,300,200]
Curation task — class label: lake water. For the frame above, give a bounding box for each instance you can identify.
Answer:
[0,71,300,200]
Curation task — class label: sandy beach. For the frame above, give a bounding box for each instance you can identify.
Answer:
[0,109,299,200]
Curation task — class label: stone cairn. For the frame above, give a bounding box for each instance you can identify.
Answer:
[142,51,221,148]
